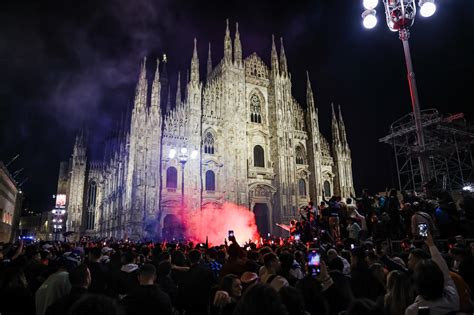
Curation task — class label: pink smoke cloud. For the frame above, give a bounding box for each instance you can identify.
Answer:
[184,202,261,246]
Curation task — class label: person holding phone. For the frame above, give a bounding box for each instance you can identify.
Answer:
[405,232,460,315]
[410,202,435,239]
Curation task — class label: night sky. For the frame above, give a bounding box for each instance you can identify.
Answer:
[1,0,473,212]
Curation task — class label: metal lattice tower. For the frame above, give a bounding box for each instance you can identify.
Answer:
[380,109,474,192]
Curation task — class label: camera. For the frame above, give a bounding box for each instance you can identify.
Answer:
[307,249,321,277]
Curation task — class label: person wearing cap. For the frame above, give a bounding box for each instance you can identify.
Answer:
[240,271,259,292]
[41,243,53,251]
[121,263,173,315]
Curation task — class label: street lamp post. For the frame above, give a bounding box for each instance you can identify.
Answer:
[169,147,198,238]
[361,0,436,190]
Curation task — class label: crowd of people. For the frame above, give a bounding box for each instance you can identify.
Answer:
[0,188,473,315]
[291,188,474,245]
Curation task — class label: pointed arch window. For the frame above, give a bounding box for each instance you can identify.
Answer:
[324,180,331,197]
[254,145,265,167]
[86,181,97,230]
[87,181,97,208]
[204,132,215,154]
[205,170,216,191]
[166,167,178,189]
[299,179,306,196]
[250,94,262,123]
[295,146,306,165]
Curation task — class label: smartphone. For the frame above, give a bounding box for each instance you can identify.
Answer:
[228,230,234,238]
[294,234,301,241]
[350,243,355,249]
[418,223,428,239]
[307,249,321,277]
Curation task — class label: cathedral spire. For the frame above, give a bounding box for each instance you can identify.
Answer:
[175,71,181,107]
[271,34,279,75]
[151,58,161,108]
[279,37,288,76]
[224,19,232,64]
[331,103,341,147]
[190,38,199,84]
[159,54,168,111]
[234,22,242,67]
[73,128,87,163]
[185,69,190,100]
[134,57,148,110]
[166,85,171,112]
[160,54,168,84]
[306,71,314,110]
[207,42,212,78]
[338,104,349,149]
[306,71,320,135]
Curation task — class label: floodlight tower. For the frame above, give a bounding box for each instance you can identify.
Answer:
[361,0,437,191]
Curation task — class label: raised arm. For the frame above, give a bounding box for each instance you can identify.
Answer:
[425,233,452,285]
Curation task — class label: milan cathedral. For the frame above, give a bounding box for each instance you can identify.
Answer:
[57,21,355,240]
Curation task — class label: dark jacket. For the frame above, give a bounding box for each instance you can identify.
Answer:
[0,287,35,315]
[157,274,178,306]
[121,284,173,315]
[350,265,385,302]
[86,261,108,294]
[178,264,215,315]
[45,287,88,315]
[108,264,139,297]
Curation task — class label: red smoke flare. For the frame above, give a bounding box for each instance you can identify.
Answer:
[184,202,260,246]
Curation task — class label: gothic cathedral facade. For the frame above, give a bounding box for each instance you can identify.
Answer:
[60,21,355,240]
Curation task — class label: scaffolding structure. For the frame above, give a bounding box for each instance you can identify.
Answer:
[379,109,474,192]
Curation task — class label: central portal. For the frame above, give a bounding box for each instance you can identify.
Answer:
[253,203,269,236]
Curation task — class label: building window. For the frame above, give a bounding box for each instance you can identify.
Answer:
[299,179,306,196]
[250,94,262,123]
[324,180,331,197]
[86,181,97,230]
[204,132,215,154]
[205,170,216,191]
[295,146,305,165]
[87,181,97,208]
[253,145,265,167]
[166,167,178,189]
